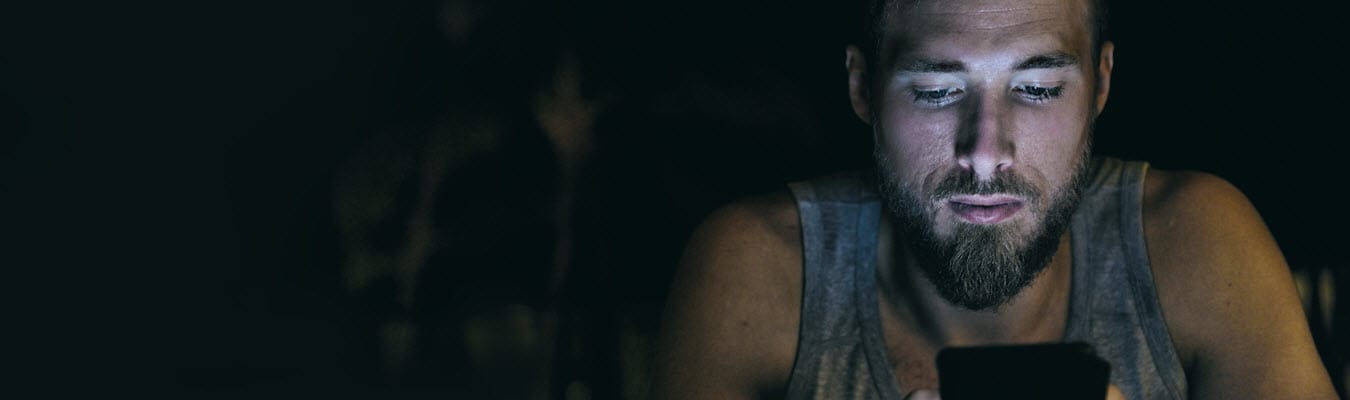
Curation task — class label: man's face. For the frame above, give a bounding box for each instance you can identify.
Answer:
[865,0,1104,310]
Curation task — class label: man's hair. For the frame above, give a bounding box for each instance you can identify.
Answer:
[859,0,1110,70]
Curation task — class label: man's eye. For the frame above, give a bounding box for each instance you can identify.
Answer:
[910,87,963,106]
[1013,85,1064,103]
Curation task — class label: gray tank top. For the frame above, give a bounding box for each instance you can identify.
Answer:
[784,157,1188,400]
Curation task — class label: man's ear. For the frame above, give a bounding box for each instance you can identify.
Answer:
[1094,41,1115,115]
[846,45,872,124]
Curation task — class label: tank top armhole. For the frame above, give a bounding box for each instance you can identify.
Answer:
[855,199,905,399]
[1118,162,1190,398]
[784,175,905,400]
[784,181,821,399]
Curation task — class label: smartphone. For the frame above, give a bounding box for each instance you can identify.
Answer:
[936,342,1110,399]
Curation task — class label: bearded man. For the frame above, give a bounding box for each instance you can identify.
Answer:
[651,0,1338,398]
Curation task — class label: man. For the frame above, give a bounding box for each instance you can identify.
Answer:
[651,0,1338,398]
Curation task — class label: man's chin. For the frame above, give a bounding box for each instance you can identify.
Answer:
[917,222,1054,311]
[932,215,1038,245]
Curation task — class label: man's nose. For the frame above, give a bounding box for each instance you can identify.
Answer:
[955,92,1014,180]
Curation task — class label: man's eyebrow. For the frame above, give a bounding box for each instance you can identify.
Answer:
[1015,52,1079,70]
[896,52,1079,73]
[897,59,966,73]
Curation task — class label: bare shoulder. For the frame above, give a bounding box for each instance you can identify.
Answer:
[651,190,804,400]
[1141,168,1336,399]
[690,190,803,257]
[1141,169,1279,285]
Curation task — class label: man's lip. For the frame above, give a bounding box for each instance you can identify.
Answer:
[948,194,1024,207]
[947,196,1025,224]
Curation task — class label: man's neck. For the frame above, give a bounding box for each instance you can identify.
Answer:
[876,216,1073,347]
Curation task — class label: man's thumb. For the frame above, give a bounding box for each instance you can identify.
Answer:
[904,389,941,400]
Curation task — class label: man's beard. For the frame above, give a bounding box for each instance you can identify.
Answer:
[874,145,1092,311]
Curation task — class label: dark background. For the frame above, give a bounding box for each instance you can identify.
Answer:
[4,0,1345,397]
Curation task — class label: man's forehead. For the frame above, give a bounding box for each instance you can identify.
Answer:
[895,0,1086,24]
[887,0,1088,34]
[878,0,1093,68]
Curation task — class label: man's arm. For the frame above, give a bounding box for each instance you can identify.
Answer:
[1143,170,1337,399]
[651,193,803,400]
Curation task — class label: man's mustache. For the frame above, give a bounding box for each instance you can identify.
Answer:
[931,170,1039,200]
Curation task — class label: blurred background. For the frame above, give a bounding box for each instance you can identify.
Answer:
[3,0,1346,397]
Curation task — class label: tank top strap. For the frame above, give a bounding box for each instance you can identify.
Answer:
[787,172,901,400]
[1066,157,1188,400]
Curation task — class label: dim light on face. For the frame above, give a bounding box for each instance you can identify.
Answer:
[872,0,1099,241]
[861,0,1109,310]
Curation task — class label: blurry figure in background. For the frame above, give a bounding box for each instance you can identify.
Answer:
[331,0,604,397]
[1293,265,1350,394]
[333,0,861,397]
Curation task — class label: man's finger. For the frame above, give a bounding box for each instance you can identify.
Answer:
[1106,384,1125,400]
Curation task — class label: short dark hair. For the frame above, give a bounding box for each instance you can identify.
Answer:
[859,0,1110,69]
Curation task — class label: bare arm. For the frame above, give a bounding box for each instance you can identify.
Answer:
[1144,170,1337,399]
[651,194,803,400]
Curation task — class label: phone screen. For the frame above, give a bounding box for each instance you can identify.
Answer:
[936,342,1110,399]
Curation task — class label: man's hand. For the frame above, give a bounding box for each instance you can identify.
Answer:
[1108,385,1125,400]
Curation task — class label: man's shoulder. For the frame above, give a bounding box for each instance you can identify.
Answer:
[1140,168,1270,339]
[673,189,806,316]
[675,189,804,323]
[692,190,803,257]
[1139,168,1278,289]
[1140,168,1335,398]
[652,190,805,398]
[1140,168,1252,229]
